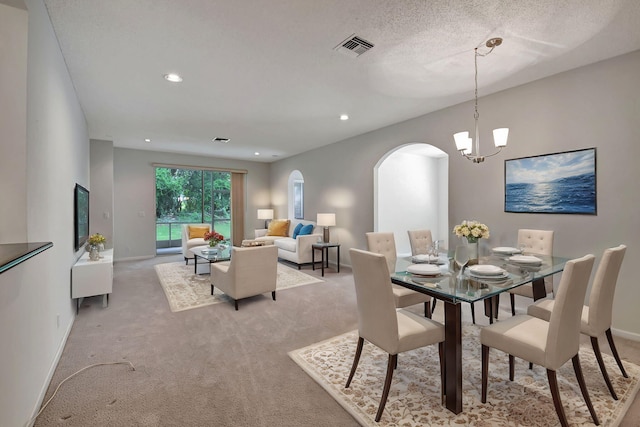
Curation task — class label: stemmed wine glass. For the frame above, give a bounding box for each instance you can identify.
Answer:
[454,245,469,272]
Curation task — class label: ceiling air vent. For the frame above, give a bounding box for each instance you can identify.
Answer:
[334,34,374,58]
[212,137,230,143]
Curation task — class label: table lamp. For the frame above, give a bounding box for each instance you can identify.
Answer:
[257,209,274,229]
[317,213,336,243]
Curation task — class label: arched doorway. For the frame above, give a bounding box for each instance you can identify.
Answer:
[374,143,449,255]
[287,170,304,220]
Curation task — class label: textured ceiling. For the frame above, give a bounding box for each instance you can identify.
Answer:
[42,0,640,162]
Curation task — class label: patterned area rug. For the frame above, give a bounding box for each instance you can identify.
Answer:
[289,324,640,426]
[155,261,323,312]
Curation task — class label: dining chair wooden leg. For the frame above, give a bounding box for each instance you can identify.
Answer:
[481,345,489,403]
[345,337,364,388]
[425,301,432,318]
[376,354,397,422]
[271,291,276,301]
[591,336,618,399]
[572,354,600,425]
[509,355,515,381]
[432,298,437,313]
[606,328,629,378]
[547,369,569,427]
[510,293,516,316]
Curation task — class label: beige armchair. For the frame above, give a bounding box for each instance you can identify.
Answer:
[481,254,598,426]
[346,249,444,422]
[210,245,278,310]
[366,232,433,317]
[528,244,628,400]
[509,229,554,315]
[181,224,211,264]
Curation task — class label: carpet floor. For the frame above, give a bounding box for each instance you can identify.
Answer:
[155,261,324,311]
[32,254,640,426]
[290,324,640,426]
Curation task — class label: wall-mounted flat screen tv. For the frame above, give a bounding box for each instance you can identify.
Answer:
[74,183,89,250]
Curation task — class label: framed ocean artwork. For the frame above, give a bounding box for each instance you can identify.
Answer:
[504,148,597,214]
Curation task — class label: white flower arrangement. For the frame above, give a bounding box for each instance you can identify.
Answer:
[453,220,490,243]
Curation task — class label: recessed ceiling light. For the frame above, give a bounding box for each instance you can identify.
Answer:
[144,138,151,143]
[163,73,183,83]
[254,152,260,156]
[340,114,349,121]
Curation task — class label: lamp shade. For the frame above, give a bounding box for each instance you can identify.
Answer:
[493,128,509,147]
[317,213,336,227]
[454,131,472,153]
[257,209,274,220]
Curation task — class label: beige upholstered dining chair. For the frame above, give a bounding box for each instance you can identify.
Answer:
[346,248,445,422]
[366,232,433,317]
[407,229,433,256]
[210,245,278,311]
[527,244,628,400]
[508,229,554,315]
[481,254,598,427]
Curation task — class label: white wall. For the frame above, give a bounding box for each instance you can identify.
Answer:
[112,148,271,260]
[270,50,640,337]
[90,140,114,248]
[377,150,447,255]
[0,1,90,425]
[0,2,28,241]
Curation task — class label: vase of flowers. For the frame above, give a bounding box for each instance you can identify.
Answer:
[453,220,490,265]
[87,233,106,260]
[204,230,225,248]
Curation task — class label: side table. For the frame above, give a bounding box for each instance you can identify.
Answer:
[312,242,340,277]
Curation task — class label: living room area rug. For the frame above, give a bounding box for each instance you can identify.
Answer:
[155,261,323,312]
[289,324,640,426]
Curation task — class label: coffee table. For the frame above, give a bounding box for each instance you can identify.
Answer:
[190,245,231,274]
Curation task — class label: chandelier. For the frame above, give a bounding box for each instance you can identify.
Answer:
[454,37,509,163]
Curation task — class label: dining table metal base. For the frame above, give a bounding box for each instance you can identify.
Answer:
[444,302,463,414]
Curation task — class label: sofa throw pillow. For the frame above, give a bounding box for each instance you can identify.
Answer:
[266,219,290,237]
[292,223,304,239]
[297,224,314,237]
[188,225,210,239]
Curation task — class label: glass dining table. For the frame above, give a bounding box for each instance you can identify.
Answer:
[391,251,571,414]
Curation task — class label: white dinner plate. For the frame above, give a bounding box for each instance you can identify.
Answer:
[468,271,510,281]
[492,246,521,255]
[406,264,441,276]
[468,264,505,276]
[509,255,542,265]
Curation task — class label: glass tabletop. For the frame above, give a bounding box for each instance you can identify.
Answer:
[391,251,570,304]
[194,245,231,262]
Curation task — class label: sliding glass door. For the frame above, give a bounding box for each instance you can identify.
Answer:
[155,168,231,251]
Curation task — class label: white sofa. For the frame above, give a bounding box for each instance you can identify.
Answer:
[254,219,322,269]
[181,223,210,264]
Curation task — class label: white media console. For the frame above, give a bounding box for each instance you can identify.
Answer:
[72,248,113,313]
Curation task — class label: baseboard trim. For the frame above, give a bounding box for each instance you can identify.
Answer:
[612,327,640,342]
[27,312,75,427]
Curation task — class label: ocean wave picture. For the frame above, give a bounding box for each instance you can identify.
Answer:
[505,148,596,214]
